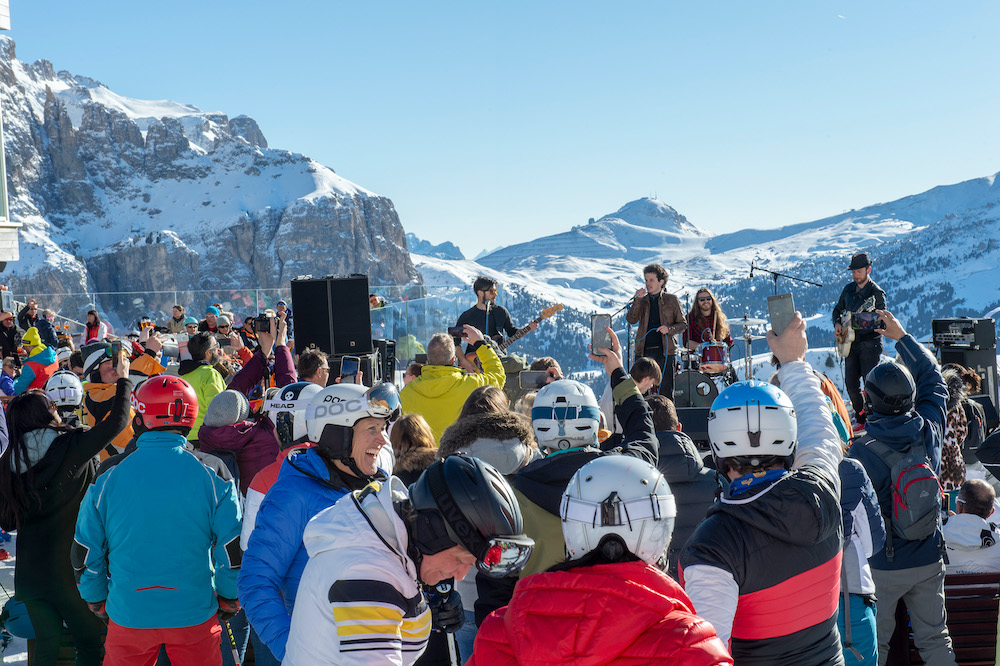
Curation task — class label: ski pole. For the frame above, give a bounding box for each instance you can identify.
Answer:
[435,582,460,666]
[222,617,241,666]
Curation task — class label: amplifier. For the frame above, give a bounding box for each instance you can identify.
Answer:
[932,318,995,350]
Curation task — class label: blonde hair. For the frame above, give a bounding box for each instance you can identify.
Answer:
[389,414,437,459]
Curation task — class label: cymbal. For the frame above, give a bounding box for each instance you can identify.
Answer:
[737,334,767,341]
[732,317,767,326]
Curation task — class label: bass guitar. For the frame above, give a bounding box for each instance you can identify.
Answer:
[835,296,876,358]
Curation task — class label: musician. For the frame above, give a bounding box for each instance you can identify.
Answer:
[683,288,734,352]
[832,252,887,428]
[626,264,686,398]
[455,276,536,347]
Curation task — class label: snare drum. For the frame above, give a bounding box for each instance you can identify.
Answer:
[674,370,720,408]
[698,342,729,375]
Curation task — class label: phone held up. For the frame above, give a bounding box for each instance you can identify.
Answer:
[518,370,549,390]
[590,314,613,357]
[447,326,466,338]
[340,355,360,383]
[766,293,795,337]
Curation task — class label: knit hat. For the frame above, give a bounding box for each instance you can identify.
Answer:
[205,306,221,317]
[22,327,42,348]
[183,316,198,326]
[217,315,231,327]
[204,390,250,427]
[82,341,113,376]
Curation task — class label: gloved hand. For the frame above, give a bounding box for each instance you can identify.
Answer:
[425,580,464,634]
[217,596,241,622]
[88,601,108,622]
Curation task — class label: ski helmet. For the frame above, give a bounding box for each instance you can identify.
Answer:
[708,380,797,468]
[561,455,676,565]
[864,361,915,417]
[131,375,198,432]
[44,370,84,408]
[305,382,401,460]
[531,379,601,452]
[409,455,534,577]
[264,381,322,448]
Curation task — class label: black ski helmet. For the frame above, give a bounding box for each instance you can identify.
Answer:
[408,456,532,574]
[864,362,915,416]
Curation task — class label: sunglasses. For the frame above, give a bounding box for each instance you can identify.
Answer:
[698,297,712,302]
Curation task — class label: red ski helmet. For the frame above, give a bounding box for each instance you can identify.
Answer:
[131,375,198,431]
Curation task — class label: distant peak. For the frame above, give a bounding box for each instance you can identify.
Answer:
[596,197,712,238]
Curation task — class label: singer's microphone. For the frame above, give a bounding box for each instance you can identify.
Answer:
[749,262,755,279]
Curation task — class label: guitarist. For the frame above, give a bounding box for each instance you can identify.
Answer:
[455,276,536,351]
[833,252,887,429]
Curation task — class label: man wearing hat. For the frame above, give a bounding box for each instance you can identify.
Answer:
[200,306,221,333]
[13,327,58,394]
[833,252,888,428]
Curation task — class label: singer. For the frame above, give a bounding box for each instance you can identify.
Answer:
[455,275,536,348]
[626,264,686,398]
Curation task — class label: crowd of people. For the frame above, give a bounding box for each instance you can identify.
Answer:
[0,257,996,666]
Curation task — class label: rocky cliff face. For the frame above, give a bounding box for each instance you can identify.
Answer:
[0,36,419,325]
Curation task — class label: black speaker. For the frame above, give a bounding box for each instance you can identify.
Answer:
[332,352,381,387]
[940,347,999,428]
[676,407,710,444]
[292,276,373,356]
[372,339,397,385]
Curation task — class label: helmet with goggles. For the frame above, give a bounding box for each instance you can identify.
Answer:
[264,381,322,449]
[408,455,534,578]
[531,379,601,452]
[45,370,84,408]
[561,455,675,565]
[305,382,401,462]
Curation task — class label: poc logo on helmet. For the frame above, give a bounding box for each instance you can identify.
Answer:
[130,393,146,414]
[312,399,363,419]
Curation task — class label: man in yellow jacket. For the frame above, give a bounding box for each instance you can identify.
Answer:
[400,325,505,443]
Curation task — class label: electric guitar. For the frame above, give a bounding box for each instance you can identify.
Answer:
[835,296,876,358]
[465,304,564,365]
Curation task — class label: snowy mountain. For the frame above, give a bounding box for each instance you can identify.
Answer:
[0,37,418,325]
[405,233,464,260]
[413,173,1000,374]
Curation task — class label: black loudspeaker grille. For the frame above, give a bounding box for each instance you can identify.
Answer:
[291,276,373,356]
[291,279,334,355]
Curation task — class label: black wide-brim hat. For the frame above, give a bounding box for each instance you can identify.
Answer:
[848,253,872,270]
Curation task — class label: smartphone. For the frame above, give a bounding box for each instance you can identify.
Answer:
[447,325,465,338]
[853,311,886,331]
[767,293,795,336]
[110,340,124,369]
[340,355,360,383]
[591,313,613,357]
[518,370,549,390]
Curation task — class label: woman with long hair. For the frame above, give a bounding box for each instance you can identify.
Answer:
[84,310,109,343]
[389,413,439,486]
[0,356,132,665]
[684,288,733,351]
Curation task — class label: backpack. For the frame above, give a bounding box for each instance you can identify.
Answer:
[862,435,942,550]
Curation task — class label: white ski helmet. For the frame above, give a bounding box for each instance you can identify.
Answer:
[305,383,401,460]
[44,370,84,408]
[264,381,322,448]
[708,380,797,467]
[561,455,676,565]
[531,379,601,451]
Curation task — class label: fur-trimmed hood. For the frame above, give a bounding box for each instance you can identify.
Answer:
[439,411,538,475]
[392,446,439,477]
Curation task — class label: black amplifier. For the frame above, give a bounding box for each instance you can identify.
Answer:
[931,318,995,350]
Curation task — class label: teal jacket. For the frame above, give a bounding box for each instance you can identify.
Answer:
[74,430,242,629]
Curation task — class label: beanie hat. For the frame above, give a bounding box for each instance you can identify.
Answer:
[82,341,113,376]
[204,390,250,427]
[205,306,221,317]
[22,327,42,348]
[217,315,231,327]
[183,316,198,326]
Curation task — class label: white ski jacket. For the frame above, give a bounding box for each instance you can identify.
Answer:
[284,477,431,665]
[943,512,1000,574]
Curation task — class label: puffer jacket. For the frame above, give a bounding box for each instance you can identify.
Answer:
[943,513,1000,574]
[680,361,845,665]
[178,359,227,441]
[284,478,431,665]
[238,447,384,660]
[656,429,717,577]
[73,430,241,629]
[849,334,948,571]
[198,416,279,495]
[438,410,538,475]
[469,560,732,665]
[12,344,56,394]
[400,343,505,443]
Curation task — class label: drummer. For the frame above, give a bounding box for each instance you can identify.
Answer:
[684,288,734,352]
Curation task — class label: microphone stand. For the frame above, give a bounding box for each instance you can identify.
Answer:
[612,296,636,369]
[750,260,823,294]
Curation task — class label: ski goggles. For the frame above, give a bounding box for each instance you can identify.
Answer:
[477,535,535,578]
[560,492,676,527]
[365,383,402,421]
[531,404,601,422]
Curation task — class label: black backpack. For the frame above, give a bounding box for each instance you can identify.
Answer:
[860,435,943,559]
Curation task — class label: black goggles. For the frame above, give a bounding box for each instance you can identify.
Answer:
[478,535,535,577]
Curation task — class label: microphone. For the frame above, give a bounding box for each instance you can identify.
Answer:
[749,261,755,279]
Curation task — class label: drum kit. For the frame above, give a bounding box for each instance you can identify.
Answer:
[674,315,769,408]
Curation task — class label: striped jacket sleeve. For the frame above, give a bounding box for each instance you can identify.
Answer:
[329,579,431,664]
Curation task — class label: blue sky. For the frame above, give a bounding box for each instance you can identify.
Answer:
[9,1,1000,258]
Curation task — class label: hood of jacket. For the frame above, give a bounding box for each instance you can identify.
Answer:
[439,411,537,475]
[393,447,439,478]
[944,513,1000,553]
[14,428,59,472]
[655,430,704,484]
[713,465,842,547]
[865,411,926,448]
[25,344,55,365]
[402,365,468,400]
[178,359,210,376]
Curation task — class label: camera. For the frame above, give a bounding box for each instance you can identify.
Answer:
[255,309,275,333]
[447,325,465,338]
